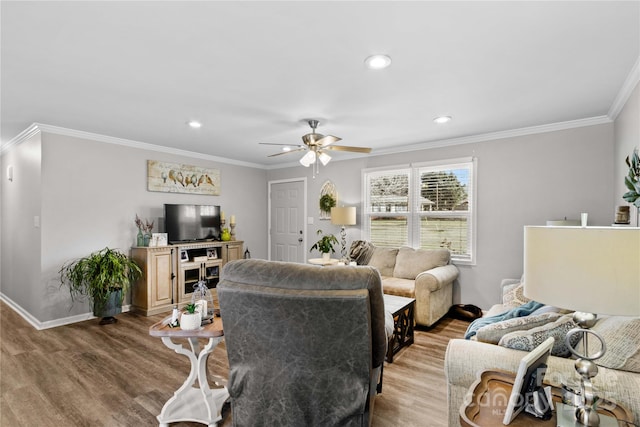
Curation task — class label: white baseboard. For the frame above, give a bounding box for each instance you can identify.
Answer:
[0,293,131,330]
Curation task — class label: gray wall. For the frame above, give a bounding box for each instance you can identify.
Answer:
[2,130,268,325]
[2,82,637,324]
[268,123,615,310]
[614,82,640,225]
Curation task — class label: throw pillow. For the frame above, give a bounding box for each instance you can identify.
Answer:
[498,314,580,357]
[392,247,450,280]
[476,312,563,344]
[368,247,399,277]
[588,316,640,373]
[502,283,531,308]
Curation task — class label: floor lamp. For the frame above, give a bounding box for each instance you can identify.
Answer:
[330,206,356,262]
[523,226,640,426]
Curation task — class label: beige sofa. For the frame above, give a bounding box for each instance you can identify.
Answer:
[444,279,640,427]
[350,242,459,327]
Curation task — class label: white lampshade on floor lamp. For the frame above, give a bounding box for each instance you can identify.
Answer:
[523,226,640,426]
[331,206,356,261]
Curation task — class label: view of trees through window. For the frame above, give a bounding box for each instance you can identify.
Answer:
[365,161,474,262]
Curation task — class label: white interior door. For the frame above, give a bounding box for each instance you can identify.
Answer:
[269,179,306,262]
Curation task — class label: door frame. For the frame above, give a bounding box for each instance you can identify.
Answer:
[267,177,308,262]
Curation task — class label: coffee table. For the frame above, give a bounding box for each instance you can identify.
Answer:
[149,313,228,427]
[383,294,415,363]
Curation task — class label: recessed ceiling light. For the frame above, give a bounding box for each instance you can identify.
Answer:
[433,116,452,124]
[282,146,292,152]
[187,120,202,128]
[365,54,392,70]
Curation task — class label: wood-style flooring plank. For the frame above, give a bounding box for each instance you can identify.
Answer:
[0,301,467,426]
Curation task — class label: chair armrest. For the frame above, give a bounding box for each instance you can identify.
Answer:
[415,264,459,292]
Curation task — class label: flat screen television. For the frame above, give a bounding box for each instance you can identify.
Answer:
[164,204,221,243]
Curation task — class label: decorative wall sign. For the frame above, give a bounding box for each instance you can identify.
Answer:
[147,160,220,195]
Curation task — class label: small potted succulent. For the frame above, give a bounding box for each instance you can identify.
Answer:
[180,303,201,330]
[310,229,338,261]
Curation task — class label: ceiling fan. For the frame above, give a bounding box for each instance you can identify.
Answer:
[260,120,371,174]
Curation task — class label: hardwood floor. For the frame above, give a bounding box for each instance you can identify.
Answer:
[0,301,467,427]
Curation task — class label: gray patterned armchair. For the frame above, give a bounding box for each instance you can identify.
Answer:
[218,259,387,427]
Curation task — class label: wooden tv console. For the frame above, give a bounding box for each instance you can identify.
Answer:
[131,240,243,316]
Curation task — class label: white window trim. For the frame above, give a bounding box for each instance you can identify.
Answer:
[362,157,477,265]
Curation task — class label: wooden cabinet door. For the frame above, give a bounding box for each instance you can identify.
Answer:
[225,242,243,263]
[149,249,174,308]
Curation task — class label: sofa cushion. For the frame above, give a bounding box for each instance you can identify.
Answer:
[502,282,531,308]
[475,312,563,344]
[368,247,398,277]
[392,247,450,280]
[589,316,640,373]
[498,314,580,357]
[380,276,415,298]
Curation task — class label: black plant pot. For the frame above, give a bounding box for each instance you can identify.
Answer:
[95,289,122,325]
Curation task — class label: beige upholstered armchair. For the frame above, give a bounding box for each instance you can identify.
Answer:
[218,259,387,427]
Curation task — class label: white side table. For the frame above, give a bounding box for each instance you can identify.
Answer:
[149,315,229,427]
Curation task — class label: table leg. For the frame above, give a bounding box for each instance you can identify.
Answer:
[157,336,229,426]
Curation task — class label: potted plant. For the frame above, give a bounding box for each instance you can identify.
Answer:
[180,303,201,330]
[59,247,142,325]
[623,148,640,224]
[310,229,338,261]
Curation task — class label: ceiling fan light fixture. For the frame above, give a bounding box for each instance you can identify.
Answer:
[299,150,316,167]
[318,151,331,166]
[434,115,452,124]
[365,54,392,70]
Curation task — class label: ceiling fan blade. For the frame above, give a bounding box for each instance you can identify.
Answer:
[324,145,372,153]
[260,142,304,147]
[316,135,341,147]
[267,147,307,157]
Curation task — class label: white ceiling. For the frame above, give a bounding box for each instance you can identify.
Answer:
[2,1,639,167]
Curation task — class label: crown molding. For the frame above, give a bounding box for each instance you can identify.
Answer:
[2,123,268,169]
[0,113,617,167]
[350,115,613,158]
[609,56,640,120]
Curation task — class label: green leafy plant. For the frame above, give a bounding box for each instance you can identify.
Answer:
[59,247,142,314]
[623,148,640,208]
[183,303,197,314]
[319,193,336,214]
[310,229,338,254]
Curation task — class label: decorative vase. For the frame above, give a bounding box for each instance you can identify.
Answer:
[180,312,201,330]
[221,228,231,241]
[143,232,151,247]
[137,229,144,247]
[322,252,331,261]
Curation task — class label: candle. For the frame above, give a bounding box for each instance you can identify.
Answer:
[230,215,236,225]
[220,211,225,221]
[195,299,208,319]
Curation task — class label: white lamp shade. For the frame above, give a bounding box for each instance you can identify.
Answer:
[523,226,640,316]
[299,150,316,167]
[318,151,331,166]
[331,206,357,226]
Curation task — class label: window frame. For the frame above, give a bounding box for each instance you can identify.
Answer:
[362,157,477,265]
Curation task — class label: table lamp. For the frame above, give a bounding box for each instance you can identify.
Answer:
[523,226,640,426]
[330,206,357,261]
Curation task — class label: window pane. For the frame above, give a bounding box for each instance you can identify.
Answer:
[370,216,408,247]
[420,216,468,255]
[368,173,409,213]
[419,168,469,212]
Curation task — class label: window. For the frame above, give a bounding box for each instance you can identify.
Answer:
[363,157,476,264]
